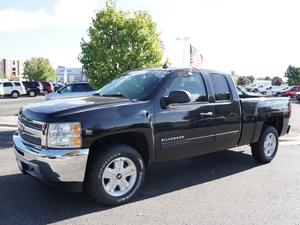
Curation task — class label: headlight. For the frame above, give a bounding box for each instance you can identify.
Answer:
[47,122,81,148]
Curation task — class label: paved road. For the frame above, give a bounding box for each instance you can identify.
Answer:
[0,96,44,116]
[0,98,300,225]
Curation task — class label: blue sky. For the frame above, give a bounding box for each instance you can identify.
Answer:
[1,0,300,77]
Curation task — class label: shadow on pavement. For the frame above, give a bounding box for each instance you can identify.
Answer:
[0,149,260,225]
[0,130,15,150]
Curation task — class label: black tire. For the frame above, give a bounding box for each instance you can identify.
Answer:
[85,143,145,206]
[11,91,20,98]
[29,90,36,97]
[43,90,49,95]
[251,125,278,163]
[254,89,258,93]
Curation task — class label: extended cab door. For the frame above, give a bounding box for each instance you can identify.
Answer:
[208,73,241,150]
[153,72,215,161]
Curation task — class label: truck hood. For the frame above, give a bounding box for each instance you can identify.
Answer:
[21,96,134,122]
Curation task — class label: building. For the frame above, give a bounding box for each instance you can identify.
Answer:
[56,66,87,83]
[0,58,25,81]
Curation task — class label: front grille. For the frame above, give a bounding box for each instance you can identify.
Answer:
[18,114,45,149]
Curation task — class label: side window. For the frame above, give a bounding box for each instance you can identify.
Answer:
[167,73,207,102]
[86,84,94,91]
[210,74,231,101]
[59,85,72,93]
[4,82,13,87]
[72,84,86,92]
[14,82,21,86]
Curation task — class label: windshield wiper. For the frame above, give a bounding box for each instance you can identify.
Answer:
[101,92,134,102]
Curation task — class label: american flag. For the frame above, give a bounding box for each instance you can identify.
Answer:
[159,39,165,53]
[190,44,203,69]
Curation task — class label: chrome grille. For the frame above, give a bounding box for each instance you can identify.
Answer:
[18,114,45,149]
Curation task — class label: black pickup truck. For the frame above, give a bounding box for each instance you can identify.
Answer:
[13,68,291,206]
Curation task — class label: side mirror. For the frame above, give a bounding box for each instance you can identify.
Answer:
[161,90,191,108]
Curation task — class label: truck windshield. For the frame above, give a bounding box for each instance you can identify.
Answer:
[98,70,166,101]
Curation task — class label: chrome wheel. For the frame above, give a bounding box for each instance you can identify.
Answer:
[12,92,19,98]
[264,133,276,157]
[102,157,137,197]
[29,91,35,97]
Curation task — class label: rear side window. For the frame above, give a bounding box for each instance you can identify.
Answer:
[72,84,88,92]
[167,73,207,102]
[210,74,231,101]
[14,82,21,86]
[4,82,13,87]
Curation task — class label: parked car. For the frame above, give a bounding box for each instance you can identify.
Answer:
[44,82,95,101]
[52,82,64,92]
[296,92,300,102]
[0,81,26,98]
[261,85,284,96]
[13,68,291,206]
[236,86,263,98]
[248,80,272,92]
[281,86,300,97]
[41,81,54,95]
[22,81,43,97]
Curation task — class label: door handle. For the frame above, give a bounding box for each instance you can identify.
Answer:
[199,112,214,116]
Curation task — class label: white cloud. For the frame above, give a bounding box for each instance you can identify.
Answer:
[0,9,50,32]
[0,0,99,32]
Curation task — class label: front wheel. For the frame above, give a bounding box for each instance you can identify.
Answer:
[11,91,20,98]
[85,144,145,206]
[251,125,278,163]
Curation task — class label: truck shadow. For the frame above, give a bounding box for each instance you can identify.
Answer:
[0,149,260,224]
[0,130,15,150]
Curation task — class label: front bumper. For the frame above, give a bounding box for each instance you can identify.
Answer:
[13,132,89,192]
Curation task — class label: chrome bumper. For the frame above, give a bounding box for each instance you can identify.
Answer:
[13,132,89,192]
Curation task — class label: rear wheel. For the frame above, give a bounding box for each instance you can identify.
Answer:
[29,90,36,97]
[85,144,145,206]
[43,90,49,95]
[251,125,278,163]
[11,91,20,98]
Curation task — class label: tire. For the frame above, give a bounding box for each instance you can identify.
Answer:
[43,90,49,95]
[85,143,145,206]
[251,125,279,163]
[254,89,258,93]
[29,90,36,97]
[11,91,20,98]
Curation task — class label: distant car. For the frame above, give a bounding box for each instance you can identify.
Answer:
[52,82,64,92]
[236,86,263,98]
[22,81,43,97]
[0,81,26,98]
[44,82,95,101]
[281,86,300,97]
[296,92,300,101]
[41,81,55,95]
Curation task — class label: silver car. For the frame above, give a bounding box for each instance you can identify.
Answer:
[44,82,95,101]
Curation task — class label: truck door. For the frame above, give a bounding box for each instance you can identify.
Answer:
[209,73,241,150]
[154,72,215,161]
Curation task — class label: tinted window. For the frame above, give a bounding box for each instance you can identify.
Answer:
[4,82,13,87]
[14,82,21,86]
[210,74,231,101]
[86,84,94,91]
[167,73,207,102]
[72,84,88,92]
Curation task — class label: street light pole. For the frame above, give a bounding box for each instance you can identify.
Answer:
[176,37,190,67]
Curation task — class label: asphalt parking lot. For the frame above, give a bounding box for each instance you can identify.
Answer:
[0,98,300,225]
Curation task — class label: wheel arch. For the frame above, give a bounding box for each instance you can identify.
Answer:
[264,116,283,136]
[88,131,153,167]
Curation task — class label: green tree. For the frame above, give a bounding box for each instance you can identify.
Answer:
[285,65,300,85]
[264,76,272,80]
[236,76,251,86]
[272,76,283,85]
[23,57,55,81]
[79,1,163,89]
[246,75,255,83]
